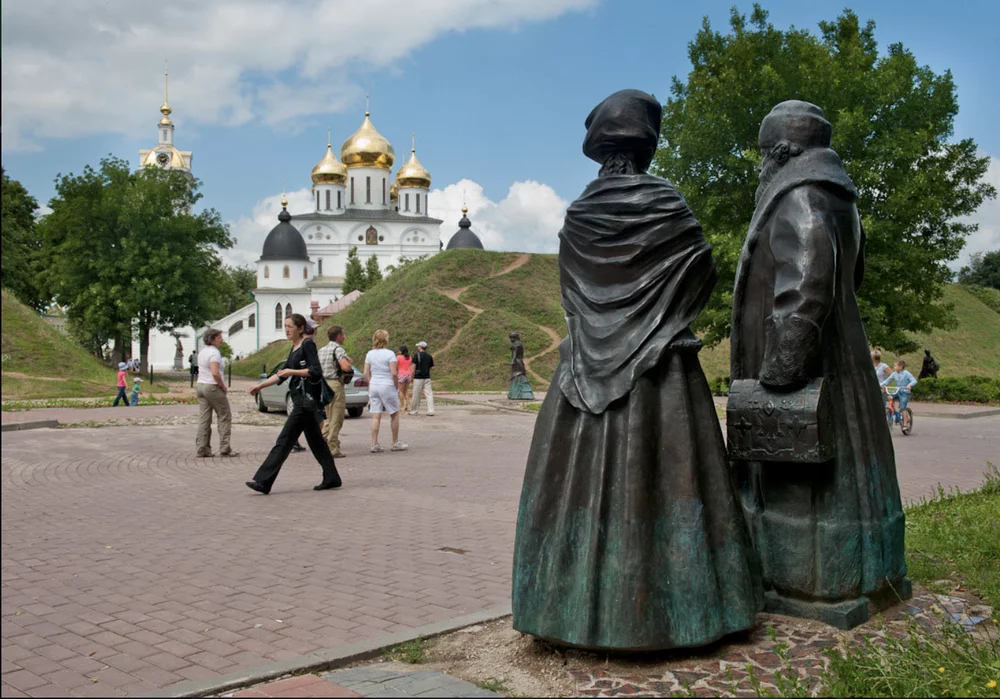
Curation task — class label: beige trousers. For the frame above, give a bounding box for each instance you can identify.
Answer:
[411,378,434,414]
[195,383,232,454]
[324,380,347,455]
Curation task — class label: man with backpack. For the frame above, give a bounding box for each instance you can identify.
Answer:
[409,341,435,416]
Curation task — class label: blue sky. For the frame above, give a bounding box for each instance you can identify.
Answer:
[3,0,998,264]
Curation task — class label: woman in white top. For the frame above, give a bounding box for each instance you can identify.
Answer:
[364,329,407,453]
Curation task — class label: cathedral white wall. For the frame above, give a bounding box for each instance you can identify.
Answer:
[312,184,346,213]
[252,289,313,346]
[345,167,391,210]
[397,187,430,217]
[256,259,313,289]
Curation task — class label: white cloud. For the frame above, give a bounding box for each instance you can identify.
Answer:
[223,177,568,266]
[429,178,567,252]
[0,0,596,152]
[953,155,1000,271]
[223,188,314,268]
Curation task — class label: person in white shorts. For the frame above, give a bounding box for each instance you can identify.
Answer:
[364,329,407,453]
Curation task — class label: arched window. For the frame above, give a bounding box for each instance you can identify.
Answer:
[283,265,290,278]
[350,177,355,204]
[416,193,421,214]
[318,259,323,275]
[382,179,386,205]
[337,191,342,209]
[274,303,282,329]
[303,266,308,279]
[264,265,270,279]
[366,176,371,204]
[315,191,320,210]
[405,193,410,212]
[285,303,292,319]
[325,190,331,210]
[229,320,244,335]
[248,313,255,328]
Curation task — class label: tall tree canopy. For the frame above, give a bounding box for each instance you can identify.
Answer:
[364,254,383,288]
[1,169,47,311]
[653,5,996,351]
[38,156,233,369]
[342,246,367,294]
[215,264,258,317]
[959,250,1000,291]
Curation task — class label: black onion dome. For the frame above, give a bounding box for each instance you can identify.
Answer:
[260,208,309,261]
[446,211,484,250]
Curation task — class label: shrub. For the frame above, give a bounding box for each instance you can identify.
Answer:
[708,376,730,396]
[911,376,1000,405]
[963,284,1000,314]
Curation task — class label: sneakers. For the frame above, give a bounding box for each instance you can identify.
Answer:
[426,412,435,416]
[370,444,384,453]
[332,451,346,459]
[391,442,408,451]
[408,411,417,416]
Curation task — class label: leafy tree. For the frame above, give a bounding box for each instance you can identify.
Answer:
[38,156,233,371]
[652,5,996,351]
[1,169,47,311]
[342,246,367,294]
[214,264,257,317]
[958,250,1000,290]
[364,253,383,288]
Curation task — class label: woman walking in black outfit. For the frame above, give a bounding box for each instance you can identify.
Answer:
[246,314,342,494]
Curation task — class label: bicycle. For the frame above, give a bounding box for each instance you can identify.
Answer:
[884,385,913,436]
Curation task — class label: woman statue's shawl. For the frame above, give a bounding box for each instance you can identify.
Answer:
[557,174,716,414]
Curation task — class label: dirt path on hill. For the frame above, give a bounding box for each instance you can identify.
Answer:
[522,324,562,386]
[434,253,547,376]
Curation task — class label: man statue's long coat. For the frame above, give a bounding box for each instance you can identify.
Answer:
[730,148,907,604]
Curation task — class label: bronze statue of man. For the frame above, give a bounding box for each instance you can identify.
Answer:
[729,100,909,629]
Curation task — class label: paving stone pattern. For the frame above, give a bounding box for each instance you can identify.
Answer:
[320,663,500,697]
[1,400,997,697]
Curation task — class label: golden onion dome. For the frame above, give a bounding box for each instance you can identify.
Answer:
[395,144,432,189]
[389,180,399,201]
[340,110,394,169]
[311,142,347,184]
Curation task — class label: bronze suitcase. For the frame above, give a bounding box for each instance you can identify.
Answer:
[726,378,834,463]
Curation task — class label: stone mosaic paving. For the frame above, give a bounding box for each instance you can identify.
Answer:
[569,593,995,697]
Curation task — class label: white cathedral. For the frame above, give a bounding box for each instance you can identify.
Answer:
[133,74,478,369]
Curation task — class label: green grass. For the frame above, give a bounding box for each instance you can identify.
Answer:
[476,678,512,694]
[697,283,1000,386]
[459,254,566,332]
[905,463,1000,604]
[381,638,425,664]
[1,289,123,399]
[435,309,552,391]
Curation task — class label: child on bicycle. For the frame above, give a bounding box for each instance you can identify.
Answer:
[880,359,918,416]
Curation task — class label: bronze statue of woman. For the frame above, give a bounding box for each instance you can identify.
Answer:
[508,332,534,400]
[512,89,762,651]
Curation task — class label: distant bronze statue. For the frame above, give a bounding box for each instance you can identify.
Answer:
[512,89,762,651]
[919,348,939,379]
[507,332,534,400]
[728,100,909,630]
[173,334,184,370]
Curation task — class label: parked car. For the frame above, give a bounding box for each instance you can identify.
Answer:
[255,362,369,418]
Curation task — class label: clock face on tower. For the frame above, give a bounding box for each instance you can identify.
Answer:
[156,152,170,166]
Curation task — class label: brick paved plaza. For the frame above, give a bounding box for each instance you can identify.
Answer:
[2,401,998,697]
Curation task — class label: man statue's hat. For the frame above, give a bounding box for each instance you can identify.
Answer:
[759,100,832,150]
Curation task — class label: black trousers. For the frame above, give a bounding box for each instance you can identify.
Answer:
[252,403,341,491]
